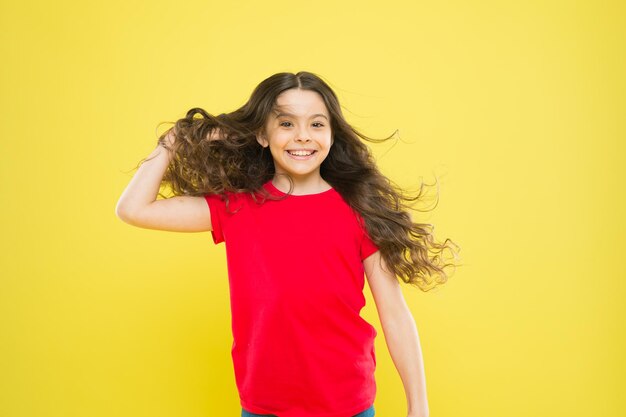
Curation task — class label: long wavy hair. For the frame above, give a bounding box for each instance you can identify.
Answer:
[135,71,460,291]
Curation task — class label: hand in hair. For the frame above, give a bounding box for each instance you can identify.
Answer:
[158,127,178,150]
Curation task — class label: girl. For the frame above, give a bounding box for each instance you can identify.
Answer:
[116,71,459,417]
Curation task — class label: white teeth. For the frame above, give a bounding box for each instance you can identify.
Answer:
[288,150,314,156]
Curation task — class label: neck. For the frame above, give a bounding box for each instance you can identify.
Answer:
[271,176,331,195]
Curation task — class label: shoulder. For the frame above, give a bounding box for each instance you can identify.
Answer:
[204,186,274,212]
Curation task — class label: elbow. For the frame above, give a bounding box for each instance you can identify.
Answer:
[115,202,135,224]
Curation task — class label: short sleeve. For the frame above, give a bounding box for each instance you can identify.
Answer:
[357,213,379,260]
[361,227,379,260]
[204,193,226,245]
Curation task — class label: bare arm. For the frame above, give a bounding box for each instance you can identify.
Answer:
[115,129,213,232]
[364,251,430,417]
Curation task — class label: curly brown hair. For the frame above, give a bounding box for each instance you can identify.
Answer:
[135,71,461,291]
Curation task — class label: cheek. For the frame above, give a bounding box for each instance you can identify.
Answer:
[269,132,290,147]
[319,135,333,148]
[269,145,287,160]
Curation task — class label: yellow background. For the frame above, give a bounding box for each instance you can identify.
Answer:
[1,0,624,416]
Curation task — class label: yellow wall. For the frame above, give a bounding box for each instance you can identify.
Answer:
[1,1,624,416]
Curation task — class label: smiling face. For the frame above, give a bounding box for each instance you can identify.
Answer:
[256,88,333,184]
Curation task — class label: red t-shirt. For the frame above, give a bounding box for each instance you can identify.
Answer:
[204,179,380,417]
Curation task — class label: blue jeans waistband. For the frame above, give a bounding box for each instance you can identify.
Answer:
[241,404,375,417]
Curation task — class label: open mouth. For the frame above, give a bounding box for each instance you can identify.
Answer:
[286,150,317,159]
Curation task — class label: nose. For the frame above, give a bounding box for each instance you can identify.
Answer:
[295,126,311,142]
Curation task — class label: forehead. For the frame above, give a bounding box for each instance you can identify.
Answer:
[271,89,329,118]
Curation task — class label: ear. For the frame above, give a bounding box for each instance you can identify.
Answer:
[256,131,269,148]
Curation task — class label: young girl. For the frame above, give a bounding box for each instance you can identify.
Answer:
[116,71,459,417]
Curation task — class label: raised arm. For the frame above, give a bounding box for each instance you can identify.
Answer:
[115,128,214,232]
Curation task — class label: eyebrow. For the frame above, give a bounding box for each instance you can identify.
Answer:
[273,111,329,121]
